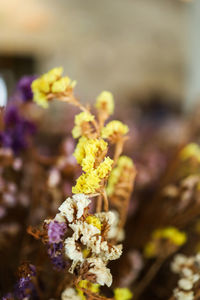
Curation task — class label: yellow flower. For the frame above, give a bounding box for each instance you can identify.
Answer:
[114,288,133,300]
[72,112,95,139]
[86,216,102,230]
[32,67,76,108]
[51,76,71,93]
[77,280,100,299]
[107,156,134,196]
[72,170,101,194]
[73,137,108,172]
[96,157,113,179]
[95,91,114,115]
[101,120,129,139]
[161,227,187,246]
[73,136,88,165]
[180,143,200,163]
[42,67,63,84]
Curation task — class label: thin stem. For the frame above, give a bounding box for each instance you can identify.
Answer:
[102,189,109,212]
[133,257,165,300]
[96,194,103,213]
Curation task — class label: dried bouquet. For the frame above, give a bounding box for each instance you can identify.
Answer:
[1,67,200,300]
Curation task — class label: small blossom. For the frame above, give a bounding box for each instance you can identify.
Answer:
[95,91,114,115]
[32,67,76,108]
[101,120,129,140]
[47,220,67,243]
[72,111,95,139]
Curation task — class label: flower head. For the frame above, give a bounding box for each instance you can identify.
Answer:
[72,111,95,139]
[95,91,114,115]
[47,220,67,243]
[31,67,76,108]
[101,120,129,141]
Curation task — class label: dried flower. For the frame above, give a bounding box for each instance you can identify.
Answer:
[47,220,67,243]
[101,120,129,141]
[31,67,76,108]
[72,111,95,139]
[95,91,114,116]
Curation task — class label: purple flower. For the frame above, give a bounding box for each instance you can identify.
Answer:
[13,264,37,299]
[47,242,67,270]
[17,76,37,102]
[47,221,67,244]
[0,105,36,154]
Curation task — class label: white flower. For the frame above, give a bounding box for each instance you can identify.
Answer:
[73,194,91,219]
[61,287,81,300]
[54,213,66,223]
[173,289,194,300]
[178,278,193,291]
[58,194,90,223]
[86,258,112,287]
[101,244,122,262]
[95,211,115,226]
[69,220,100,242]
[59,198,74,223]
[171,254,187,273]
[65,237,83,269]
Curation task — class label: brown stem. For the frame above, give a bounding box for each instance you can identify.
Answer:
[113,137,128,167]
[133,257,165,300]
[103,189,109,212]
[96,194,103,213]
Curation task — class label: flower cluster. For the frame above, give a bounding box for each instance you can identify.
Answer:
[3,263,37,300]
[144,227,187,258]
[171,253,200,300]
[53,194,122,287]
[31,67,76,108]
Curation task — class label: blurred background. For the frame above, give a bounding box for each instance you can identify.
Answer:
[0,0,199,109]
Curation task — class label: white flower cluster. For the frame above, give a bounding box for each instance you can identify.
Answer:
[55,193,91,223]
[61,287,81,300]
[171,254,200,300]
[57,194,123,287]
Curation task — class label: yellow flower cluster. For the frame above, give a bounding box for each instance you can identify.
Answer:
[153,227,187,245]
[95,91,114,115]
[73,137,108,171]
[107,156,134,196]
[101,120,129,140]
[72,137,113,194]
[180,143,200,163]
[72,111,95,139]
[31,67,76,108]
[77,280,99,300]
[86,216,102,230]
[144,227,187,258]
[114,288,133,300]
